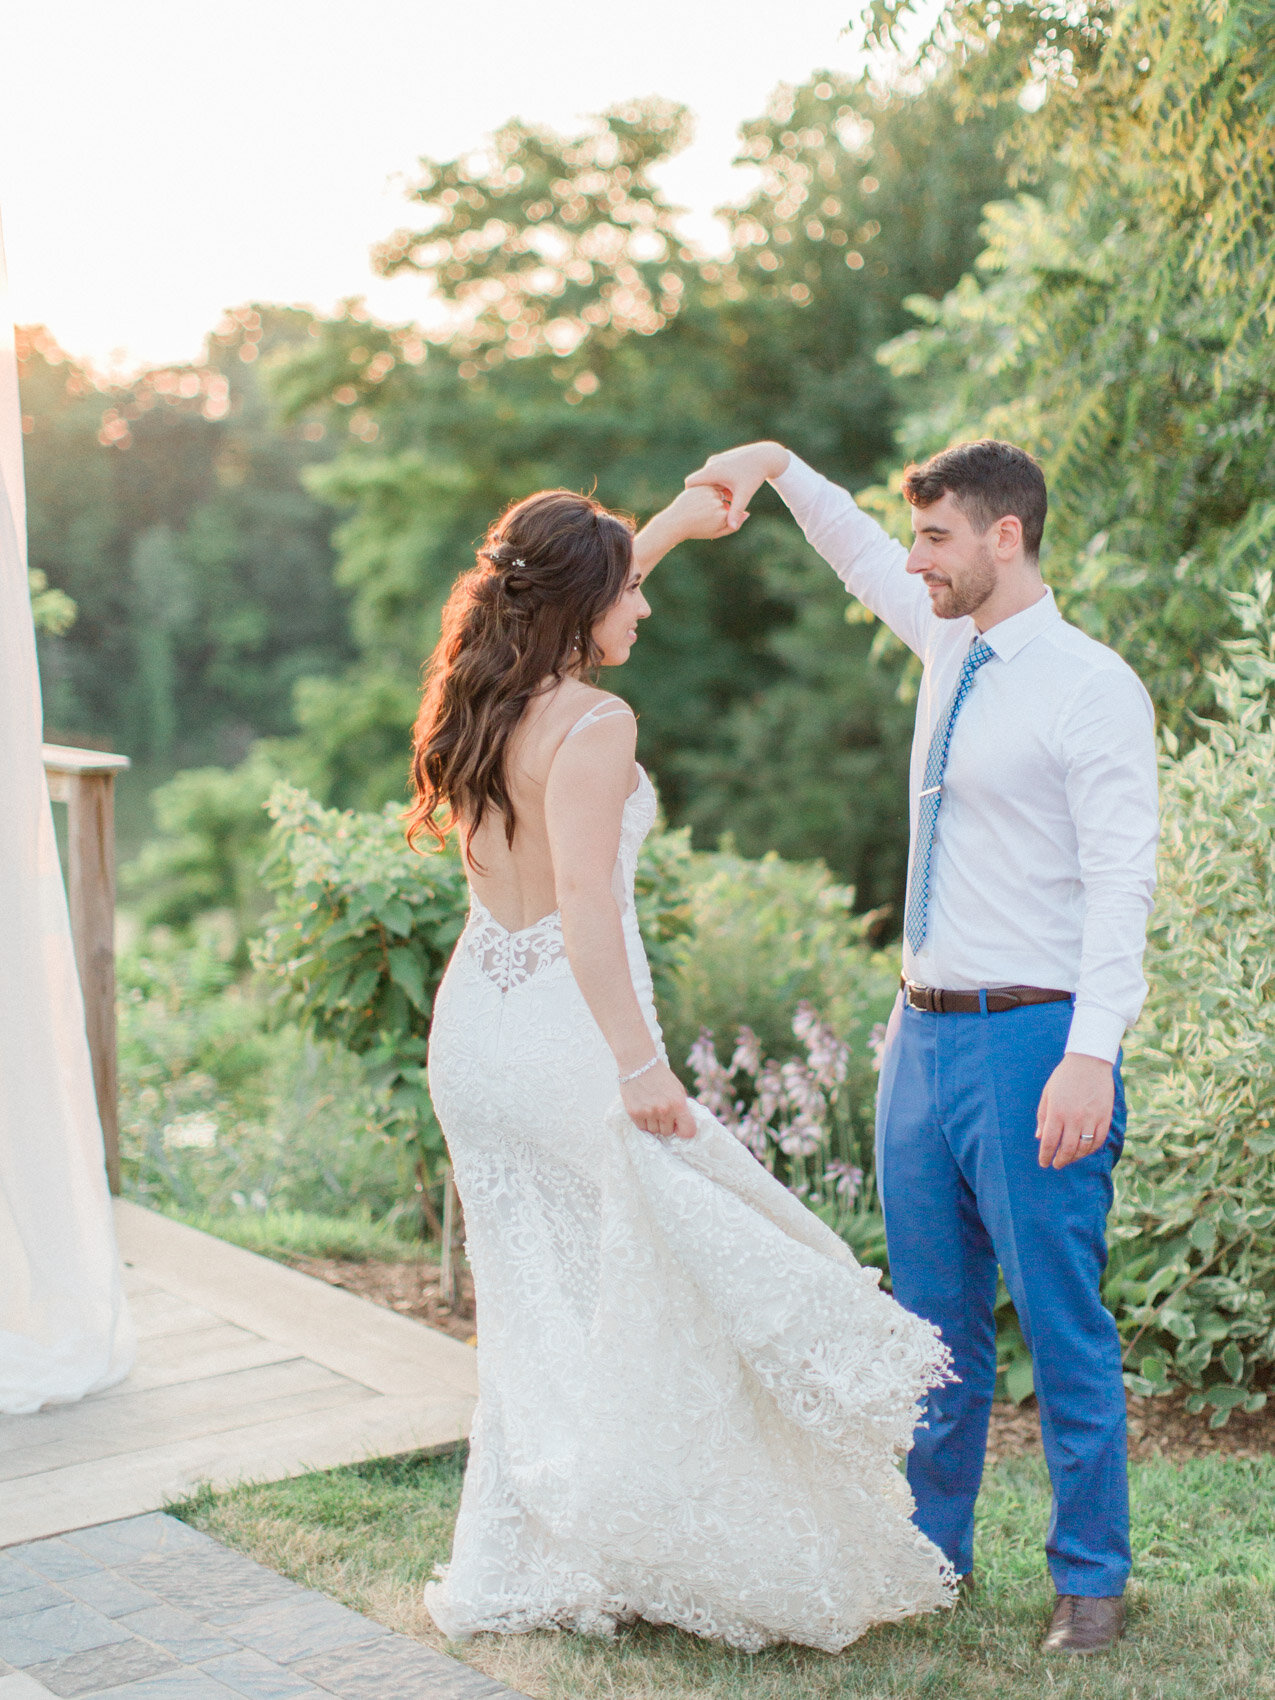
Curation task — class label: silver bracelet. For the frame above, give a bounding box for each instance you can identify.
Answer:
[618,1054,660,1085]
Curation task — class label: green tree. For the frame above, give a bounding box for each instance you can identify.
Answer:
[129,525,192,762]
[271,72,1007,899]
[20,310,352,768]
[673,71,1008,902]
[861,0,1275,730]
[122,748,288,946]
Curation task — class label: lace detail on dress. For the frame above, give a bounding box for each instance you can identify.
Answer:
[465,898,567,992]
[463,765,657,993]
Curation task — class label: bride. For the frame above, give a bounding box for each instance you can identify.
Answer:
[407,484,956,1652]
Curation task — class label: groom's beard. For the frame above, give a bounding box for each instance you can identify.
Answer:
[924,543,998,620]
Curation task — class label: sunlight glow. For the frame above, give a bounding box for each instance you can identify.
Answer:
[1,0,880,373]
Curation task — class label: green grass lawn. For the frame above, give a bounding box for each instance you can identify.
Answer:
[172,1449,1275,1700]
[165,1206,431,1263]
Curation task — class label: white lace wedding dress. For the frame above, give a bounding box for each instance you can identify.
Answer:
[424,705,955,1652]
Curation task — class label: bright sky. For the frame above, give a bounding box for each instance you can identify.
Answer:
[1,0,880,374]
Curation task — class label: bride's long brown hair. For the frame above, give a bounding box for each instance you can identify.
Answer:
[405,489,634,855]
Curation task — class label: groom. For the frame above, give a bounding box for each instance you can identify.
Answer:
[687,440,1158,1654]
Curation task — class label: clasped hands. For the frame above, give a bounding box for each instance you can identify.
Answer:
[657,441,791,549]
[683,440,790,531]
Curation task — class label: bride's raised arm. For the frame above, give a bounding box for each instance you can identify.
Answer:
[631,484,733,577]
[546,712,696,1142]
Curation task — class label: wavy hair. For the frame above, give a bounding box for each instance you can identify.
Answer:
[405,489,634,856]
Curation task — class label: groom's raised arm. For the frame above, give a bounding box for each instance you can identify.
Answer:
[686,442,936,658]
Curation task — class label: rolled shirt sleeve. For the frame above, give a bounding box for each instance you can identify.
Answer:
[1060,665,1160,1061]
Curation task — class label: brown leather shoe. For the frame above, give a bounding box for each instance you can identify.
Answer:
[1041,1593,1125,1655]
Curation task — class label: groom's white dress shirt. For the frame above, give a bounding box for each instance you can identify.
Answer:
[772,455,1159,1064]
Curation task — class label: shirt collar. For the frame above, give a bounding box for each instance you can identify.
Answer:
[978,587,1059,663]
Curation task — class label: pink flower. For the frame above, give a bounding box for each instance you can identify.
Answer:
[823,1160,863,1203]
[756,1062,784,1125]
[779,1114,825,1158]
[780,1058,827,1122]
[689,1029,733,1116]
[795,1001,850,1089]
[734,1109,769,1158]
[729,1026,761,1080]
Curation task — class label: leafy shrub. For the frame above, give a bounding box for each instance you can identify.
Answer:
[253,783,469,1228]
[29,567,76,635]
[118,917,406,1221]
[1114,645,1275,1422]
[632,823,696,1014]
[121,749,286,954]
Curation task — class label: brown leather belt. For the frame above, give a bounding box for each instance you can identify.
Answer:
[901,976,1073,1015]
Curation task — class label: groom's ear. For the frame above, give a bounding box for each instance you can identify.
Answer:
[991,513,1025,560]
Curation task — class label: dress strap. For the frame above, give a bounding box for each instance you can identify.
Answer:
[563,698,635,741]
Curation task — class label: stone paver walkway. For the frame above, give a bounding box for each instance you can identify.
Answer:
[0,1512,524,1699]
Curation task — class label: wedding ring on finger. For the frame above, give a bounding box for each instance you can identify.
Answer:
[1079,1132,1095,1143]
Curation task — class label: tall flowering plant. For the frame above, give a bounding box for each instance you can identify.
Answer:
[688,1002,868,1228]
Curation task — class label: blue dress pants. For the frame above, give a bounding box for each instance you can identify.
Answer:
[875,998,1130,1597]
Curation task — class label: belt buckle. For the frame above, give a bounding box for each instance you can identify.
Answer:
[906,979,938,1013]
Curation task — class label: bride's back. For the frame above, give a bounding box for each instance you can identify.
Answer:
[462,681,627,932]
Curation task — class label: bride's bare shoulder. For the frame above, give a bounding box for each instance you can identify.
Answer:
[510,682,629,787]
[535,680,631,739]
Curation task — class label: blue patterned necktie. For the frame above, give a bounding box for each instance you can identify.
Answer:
[904,636,996,954]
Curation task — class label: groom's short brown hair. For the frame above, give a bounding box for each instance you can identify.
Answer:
[903,440,1047,560]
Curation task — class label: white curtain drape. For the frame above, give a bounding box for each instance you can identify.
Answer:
[1,207,134,1414]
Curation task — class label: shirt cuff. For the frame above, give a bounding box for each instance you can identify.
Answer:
[1065,1003,1126,1064]
[769,452,823,510]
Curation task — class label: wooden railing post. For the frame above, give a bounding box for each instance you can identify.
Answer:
[439,1169,461,1309]
[42,744,130,1194]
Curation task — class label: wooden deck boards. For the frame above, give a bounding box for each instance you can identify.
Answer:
[1,1203,478,1547]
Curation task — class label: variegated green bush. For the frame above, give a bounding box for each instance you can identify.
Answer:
[1115,593,1275,1423]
